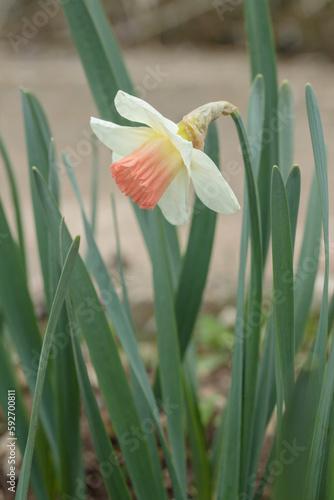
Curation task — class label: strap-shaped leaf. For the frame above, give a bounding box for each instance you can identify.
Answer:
[33,167,183,500]
[46,135,83,495]
[294,173,322,347]
[0,334,50,500]
[215,77,264,498]
[301,83,330,500]
[176,122,219,358]
[65,294,132,500]
[61,0,127,123]
[0,200,58,462]
[250,170,320,497]
[61,0,181,292]
[149,210,187,494]
[0,134,26,275]
[21,90,52,308]
[16,235,80,499]
[285,165,300,251]
[184,374,211,500]
[271,166,295,407]
[244,0,278,260]
[153,123,219,406]
[232,111,263,494]
[306,84,329,383]
[63,153,184,500]
[85,0,133,94]
[304,338,334,500]
[217,108,262,499]
[247,74,265,180]
[278,81,295,182]
[274,83,330,500]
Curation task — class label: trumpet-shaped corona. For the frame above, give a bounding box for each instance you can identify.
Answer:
[111,135,183,210]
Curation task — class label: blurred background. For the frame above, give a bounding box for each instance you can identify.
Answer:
[0,0,334,318]
[1,0,334,54]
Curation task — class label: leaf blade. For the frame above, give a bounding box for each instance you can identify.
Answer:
[16,235,80,499]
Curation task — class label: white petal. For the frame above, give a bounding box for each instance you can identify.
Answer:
[162,127,193,174]
[115,90,178,135]
[112,151,122,162]
[158,167,190,225]
[190,149,240,214]
[90,117,155,156]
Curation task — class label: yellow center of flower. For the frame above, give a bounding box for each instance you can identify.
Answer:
[110,135,184,210]
[177,120,204,150]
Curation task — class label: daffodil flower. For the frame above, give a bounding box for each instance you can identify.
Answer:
[90,90,240,225]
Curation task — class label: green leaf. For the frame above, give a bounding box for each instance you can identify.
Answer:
[275,83,330,500]
[65,294,132,500]
[0,333,51,500]
[324,398,334,499]
[304,338,334,500]
[278,81,294,182]
[110,195,166,498]
[149,210,187,495]
[33,168,182,500]
[244,0,278,260]
[16,235,80,500]
[301,83,330,500]
[217,109,262,499]
[85,0,133,93]
[21,89,52,308]
[184,375,211,500]
[294,173,322,347]
[215,193,247,499]
[152,123,219,405]
[64,153,184,499]
[0,199,58,463]
[271,166,295,407]
[328,294,334,336]
[249,168,319,496]
[54,305,83,496]
[176,122,219,359]
[249,166,299,497]
[232,111,263,494]
[62,0,181,296]
[110,193,132,319]
[212,76,264,492]
[47,141,83,495]
[306,84,329,381]
[274,365,311,500]
[90,132,99,237]
[48,138,60,205]
[223,77,265,498]
[161,214,181,290]
[285,165,300,251]
[0,134,26,276]
[61,0,127,123]
[247,74,266,180]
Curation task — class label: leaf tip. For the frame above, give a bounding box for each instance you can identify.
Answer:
[305,83,314,96]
